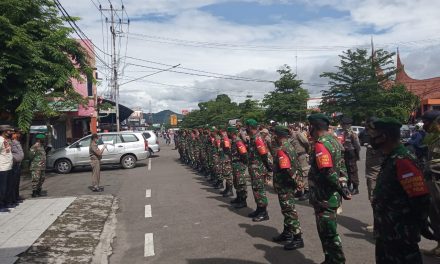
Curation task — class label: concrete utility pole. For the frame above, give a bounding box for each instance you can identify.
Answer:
[100,4,129,132]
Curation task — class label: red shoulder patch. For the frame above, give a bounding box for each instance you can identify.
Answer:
[315,142,333,169]
[277,149,291,169]
[396,159,429,198]
[223,137,231,149]
[236,141,247,154]
[255,137,268,155]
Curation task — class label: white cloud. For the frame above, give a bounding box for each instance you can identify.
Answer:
[59,0,440,114]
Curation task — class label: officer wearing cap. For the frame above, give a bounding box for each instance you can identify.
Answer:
[307,113,350,264]
[271,125,304,251]
[29,133,47,197]
[369,117,431,264]
[245,119,271,222]
[420,110,440,257]
[340,116,361,194]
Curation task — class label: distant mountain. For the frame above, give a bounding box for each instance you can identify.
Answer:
[143,110,183,124]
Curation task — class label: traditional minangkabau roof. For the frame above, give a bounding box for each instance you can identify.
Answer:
[395,49,440,100]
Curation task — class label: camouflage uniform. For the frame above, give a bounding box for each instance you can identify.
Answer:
[220,134,233,189]
[373,144,430,264]
[273,140,302,235]
[365,146,383,201]
[248,132,270,208]
[309,133,347,264]
[341,127,360,191]
[29,142,46,192]
[231,135,248,202]
[290,130,311,192]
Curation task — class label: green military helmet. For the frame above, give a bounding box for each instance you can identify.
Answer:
[307,113,330,126]
[245,118,258,128]
[273,125,290,137]
[372,117,402,130]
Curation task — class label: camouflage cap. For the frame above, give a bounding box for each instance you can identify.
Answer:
[373,117,402,130]
[245,119,258,127]
[35,133,46,139]
[273,125,290,137]
[227,126,238,133]
[307,113,330,125]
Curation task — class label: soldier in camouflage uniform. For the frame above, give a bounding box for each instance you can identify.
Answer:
[211,128,223,189]
[29,134,47,197]
[289,124,311,201]
[228,126,248,208]
[369,117,431,264]
[340,117,361,195]
[246,119,271,222]
[271,126,305,251]
[421,110,440,257]
[307,113,351,264]
[219,127,234,197]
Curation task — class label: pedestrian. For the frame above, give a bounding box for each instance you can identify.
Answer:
[10,128,24,204]
[89,133,105,192]
[407,125,427,163]
[0,125,14,212]
[219,127,234,197]
[246,119,271,222]
[340,117,361,194]
[29,133,47,197]
[368,117,431,264]
[420,110,440,257]
[307,113,351,264]
[271,125,304,251]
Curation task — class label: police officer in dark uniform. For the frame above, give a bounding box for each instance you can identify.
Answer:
[340,117,361,194]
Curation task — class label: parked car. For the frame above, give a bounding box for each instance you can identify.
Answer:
[142,130,160,154]
[47,132,150,174]
[351,126,365,135]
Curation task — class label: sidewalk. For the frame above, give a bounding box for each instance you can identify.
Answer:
[0,195,116,264]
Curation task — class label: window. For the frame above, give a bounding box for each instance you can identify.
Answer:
[78,137,91,148]
[101,134,121,144]
[143,132,151,139]
[121,134,139,143]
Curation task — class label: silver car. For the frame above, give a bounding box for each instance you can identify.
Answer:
[142,130,160,154]
[47,132,150,174]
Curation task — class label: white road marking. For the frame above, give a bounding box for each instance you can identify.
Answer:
[144,233,155,257]
[145,189,151,198]
[148,158,152,171]
[145,205,152,218]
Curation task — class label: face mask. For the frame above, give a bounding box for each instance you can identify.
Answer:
[369,134,385,150]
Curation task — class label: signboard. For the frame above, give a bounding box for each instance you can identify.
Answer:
[181,109,189,116]
[100,108,116,114]
[170,114,178,126]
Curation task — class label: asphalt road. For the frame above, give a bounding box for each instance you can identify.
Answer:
[27,143,439,264]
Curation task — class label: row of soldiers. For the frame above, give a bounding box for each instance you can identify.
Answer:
[175,113,439,264]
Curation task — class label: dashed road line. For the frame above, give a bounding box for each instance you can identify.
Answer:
[148,158,152,171]
[145,189,151,198]
[144,233,155,257]
[145,205,152,218]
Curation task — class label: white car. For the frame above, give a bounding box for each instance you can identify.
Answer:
[142,130,160,154]
[47,132,151,174]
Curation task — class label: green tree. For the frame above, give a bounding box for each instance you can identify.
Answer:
[238,99,265,121]
[320,48,417,123]
[262,65,309,122]
[0,0,92,131]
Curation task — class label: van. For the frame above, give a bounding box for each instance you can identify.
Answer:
[47,132,150,174]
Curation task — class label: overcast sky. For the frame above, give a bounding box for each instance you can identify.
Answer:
[59,0,440,114]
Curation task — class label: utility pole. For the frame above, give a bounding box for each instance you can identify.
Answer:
[100,4,129,132]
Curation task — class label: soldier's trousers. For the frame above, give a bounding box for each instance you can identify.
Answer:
[375,239,423,264]
[221,159,233,186]
[298,153,310,190]
[31,170,46,191]
[427,177,440,240]
[277,191,301,234]
[248,164,268,208]
[366,177,377,202]
[232,162,247,198]
[344,152,359,187]
[314,206,345,264]
[91,159,101,187]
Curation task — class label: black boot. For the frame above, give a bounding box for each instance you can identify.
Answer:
[351,184,359,195]
[252,207,269,222]
[234,197,247,209]
[37,188,47,197]
[214,181,224,189]
[230,196,240,204]
[284,234,304,250]
[273,229,294,243]
[32,190,38,198]
[248,207,260,218]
